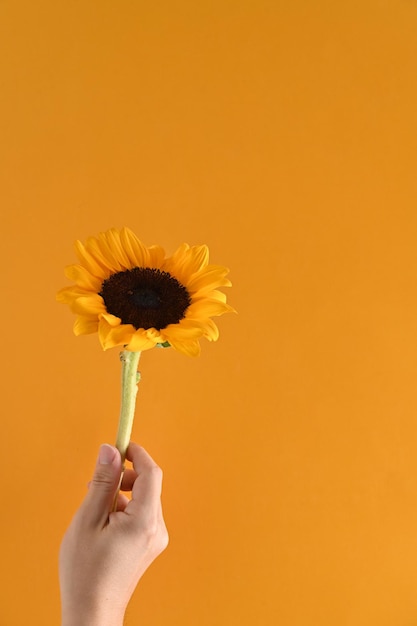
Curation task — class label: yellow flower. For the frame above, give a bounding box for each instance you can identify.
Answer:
[57,227,234,357]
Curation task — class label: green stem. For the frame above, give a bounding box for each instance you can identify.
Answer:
[115,350,141,466]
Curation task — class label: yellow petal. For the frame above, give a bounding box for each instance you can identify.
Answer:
[98,317,112,346]
[167,244,209,285]
[168,338,201,357]
[74,316,99,335]
[161,243,189,278]
[186,299,234,319]
[100,312,122,327]
[191,289,228,303]
[98,318,135,350]
[71,295,106,316]
[104,228,132,269]
[145,328,164,343]
[84,236,120,273]
[56,286,91,304]
[167,242,190,264]
[187,244,210,275]
[95,231,125,272]
[186,265,232,294]
[126,329,159,351]
[201,318,220,341]
[120,227,150,268]
[64,264,102,291]
[74,240,108,278]
[147,244,165,268]
[162,319,205,343]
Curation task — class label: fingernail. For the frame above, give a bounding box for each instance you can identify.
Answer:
[99,444,116,465]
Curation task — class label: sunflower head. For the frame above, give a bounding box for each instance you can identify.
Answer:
[56,227,234,357]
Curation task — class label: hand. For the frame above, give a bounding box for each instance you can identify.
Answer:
[59,442,169,626]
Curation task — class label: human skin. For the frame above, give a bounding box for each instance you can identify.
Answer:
[59,442,169,626]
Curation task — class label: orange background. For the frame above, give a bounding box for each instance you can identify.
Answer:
[1,1,417,624]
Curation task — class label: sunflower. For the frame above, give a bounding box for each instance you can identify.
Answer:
[57,227,234,357]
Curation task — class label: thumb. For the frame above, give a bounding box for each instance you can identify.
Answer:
[81,444,122,528]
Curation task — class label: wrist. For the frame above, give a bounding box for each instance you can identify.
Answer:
[62,615,124,626]
[61,605,125,626]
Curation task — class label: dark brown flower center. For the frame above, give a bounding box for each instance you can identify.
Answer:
[99,267,191,330]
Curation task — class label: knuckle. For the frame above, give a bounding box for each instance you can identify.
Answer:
[159,525,169,552]
[147,527,169,556]
[92,471,115,492]
[140,518,168,552]
[148,464,163,481]
[143,518,159,542]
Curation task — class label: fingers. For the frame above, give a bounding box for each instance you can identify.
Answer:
[88,469,137,492]
[120,468,138,492]
[115,492,130,512]
[81,444,123,529]
[112,447,160,492]
[123,443,163,524]
[126,442,161,475]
